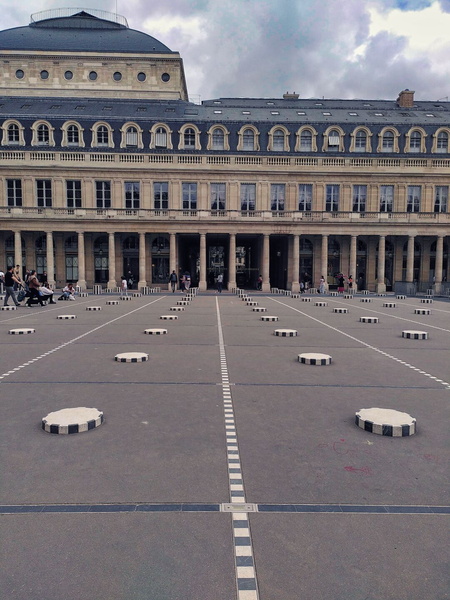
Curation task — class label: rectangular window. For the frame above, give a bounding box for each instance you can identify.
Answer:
[36,179,52,207]
[66,180,82,208]
[182,182,197,210]
[6,179,22,207]
[211,183,226,210]
[154,182,168,210]
[298,184,312,211]
[352,185,367,212]
[325,184,339,212]
[407,185,421,213]
[96,181,111,209]
[379,185,394,212]
[240,184,256,211]
[434,186,448,213]
[65,256,78,281]
[271,184,285,211]
[125,182,140,209]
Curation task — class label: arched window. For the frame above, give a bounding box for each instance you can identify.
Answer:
[295,126,317,152]
[382,130,394,152]
[126,126,138,147]
[61,121,85,148]
[268,125,290,152]
[300,130,312,151]
[436,130,449,154]
[97,126,109,147]
[273,129,285,151]
[243,128,255,151]
[155,127,167,148]
[178,124,201,150]
[409,130,422,153]
[355,130,367,151]
[119,122,143,149]
[67,125,80,145]
[2,120,25,146]
[8,123,20,144]
[149,123,173,150]
[327,129,340,152]
[184,128,196,148]
[37,124,49,145]
[322,126,345,152]
[31,121,55,147]
[212,128,224,150]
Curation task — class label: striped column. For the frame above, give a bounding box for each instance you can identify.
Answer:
[406,235,414,283]
[291,234,300,293]
[199,233,207,291]
[434,235,444,293]
[46,231,55,288]
[261,234,270,292]
[107,232,116,289]
[228,232,236,290]
[137,232,147,289]
[76,231,86,290]
[377,235,386,293]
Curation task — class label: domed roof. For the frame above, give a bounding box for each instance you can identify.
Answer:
[0,10,173,54]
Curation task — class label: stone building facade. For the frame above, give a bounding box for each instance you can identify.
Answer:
[0,8,449,292]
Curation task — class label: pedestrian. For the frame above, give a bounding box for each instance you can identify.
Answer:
[121,275,128,295]
[300,281,305,294]
[13,264,22,290]
[169,270,178,293]
[60,283,76,300]
[3,265,21,307]
[347,275,353,292]
[184,273,191,292]
[217,272,223,293]
[26,270,45,307]
[319,276,326,294]
[337,273,345,293]
[257,274,262,290]
[39,284,56,304]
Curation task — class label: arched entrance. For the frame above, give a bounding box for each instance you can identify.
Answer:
[122,235,139,288]
[356,239,367,290]
[300,237,313,288]
[151,235,169,285]
[94,235,108,283]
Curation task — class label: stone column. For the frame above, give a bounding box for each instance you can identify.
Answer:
[14,230,22,273]
[107,232,116,289]
[321,234,328,289]
[291,234,300,293]
[350,235,357,291]
[434,235,444,294]
[199,233,207,291]
[169,233,177,274]
[77,231,86,290]
[262,234,270,292]
[138,232,147,290]
[228,233,236,290]
[406,235,415,283]
[46,231,55,288]
[377,235,386,293]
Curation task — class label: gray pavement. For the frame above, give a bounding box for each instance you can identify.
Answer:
[1,291,449,600]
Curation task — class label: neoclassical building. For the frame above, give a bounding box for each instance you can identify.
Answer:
[0,8,449,292]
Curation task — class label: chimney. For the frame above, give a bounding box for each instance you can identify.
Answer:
[283,92,299,100]
[397,89,415,108]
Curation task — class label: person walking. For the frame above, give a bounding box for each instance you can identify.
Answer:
[26,270,45,307]
[337,273,345,293]
[216,272,223,293]
[3,265,21,307]
[169,270,178,293]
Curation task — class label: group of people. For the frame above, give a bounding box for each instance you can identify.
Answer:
[317,274,354,294]
[1,265,77,307]
[169,271,192,293]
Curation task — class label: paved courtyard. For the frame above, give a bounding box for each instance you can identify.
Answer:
[1,290,449,600]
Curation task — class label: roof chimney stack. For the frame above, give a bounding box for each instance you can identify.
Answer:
[397,89,415,108]
[283,92,299,100]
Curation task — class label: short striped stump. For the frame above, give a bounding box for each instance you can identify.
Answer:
[421,299,433,304]
[132,292,142,297]
[115,352,149,363]
[314,301,328,307]
[360,298,371,303]
[301,297,311,302]
[86,306,101,311]
[120,296,133,301]
[79,292,89,297]
[291,294,300,298]
[330,292,339,297]
[1,306,17,311]
[396,295,407,300]
[355,407,416,437]
[402,330,428,340]
[253,307,267,312]
[360,316,379,323]
[274,329,297,337]
[343,294,353,299]
[177,301,190,306]
[414,308,431,315]
[57,315,76,320]
[106,300,119,305]
[383,302,396,308]
[170,306,185,311]
[42,407,104,435]
[298,353,332,366]
[144,328,167,335]
[261,316,278,322]
[361,290,370,295]
[160,315,178,320]
[247,301,258,306]
[9,328,35,335]
[377,293,387,297]
[241,296,250,301]
[333,307,348,314]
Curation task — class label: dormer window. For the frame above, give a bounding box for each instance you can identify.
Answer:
[97,126,109,146]
[7,123,20,144]
[184,128,195,148]
[126,126,138,147]
[328,129,340,151]
[67,125,80,146]
[37,124,49,145]
[409,130,422,152]
[273,129,285,151]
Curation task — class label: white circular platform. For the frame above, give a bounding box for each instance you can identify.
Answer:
[1,306,17,311]
[383,302,396,308]
[115,352,149,363]
[170,306,185,311]
[42,407,104,435]
[333,308,348,314]
[120,296,133,300]
[106,300,120,305]
[314,301,328,307]
[86,306,102,311]
[261,316,278,321]
[402,330,428,339]
[360,316,379,323]
[298,353,332,365]
[414,308,431,315]
[9,328,35,335]
[396,295,407,300]
[144,328,167,335]
[160,315,178,320]
[360,298,372,303]
[253,307,267,312]
[57,315,76,320]
[355,407,416,437]
[274,329,297,337]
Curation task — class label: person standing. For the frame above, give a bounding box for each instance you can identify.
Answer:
[169,270,178,293]
[26,270,45,307]
[184,273,191,292]
[13,264,22,291]
[337,273,345,293]
[121,275,128,295]
[216,272,223,293]
[319,276,326,294]
[3,265,21,307]
[347,275,353,292]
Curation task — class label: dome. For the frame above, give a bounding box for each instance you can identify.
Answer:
[0,9,173,54]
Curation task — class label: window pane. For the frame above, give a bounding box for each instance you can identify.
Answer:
[271,184,285,211]
[7,179,22,207]
[325,185,339,211]
[407,186,421,212]
[352,185,367,212]
[380,185,394,212]
[240,184,256,211]
[154,182,168,209]
[434,186,448,213]
[211,183,226,210]
[299,184,312,211]
[66,180,82,208]
[182,183,197,209]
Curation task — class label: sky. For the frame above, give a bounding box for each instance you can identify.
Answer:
[1,0,449,103]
